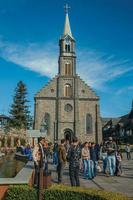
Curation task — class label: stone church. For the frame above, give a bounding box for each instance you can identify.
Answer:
[34,8,102,143]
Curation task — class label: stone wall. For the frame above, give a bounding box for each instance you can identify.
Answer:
[34,75,103,143]
[34,99,56,141]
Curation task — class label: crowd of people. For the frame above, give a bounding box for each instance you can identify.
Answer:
[31,136,132,188]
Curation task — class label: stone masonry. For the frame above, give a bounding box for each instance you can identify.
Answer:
[34,9,102,143]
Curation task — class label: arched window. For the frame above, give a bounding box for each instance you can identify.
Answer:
[65,44,70,52]
[86,114,93,134]
[65,62,71,75]
[65,37,71,53]
[64,84,72,97]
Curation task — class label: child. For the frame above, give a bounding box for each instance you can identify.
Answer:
[115,150,122,176]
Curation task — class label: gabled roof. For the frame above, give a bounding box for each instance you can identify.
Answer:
[0,114,10,119]
[102,117,121,128]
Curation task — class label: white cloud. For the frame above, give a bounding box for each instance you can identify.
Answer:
[77,50,133,89]
[0,40,58,77]
[116,86,133,95]
[0,39,133,90]
[128,86,133,90]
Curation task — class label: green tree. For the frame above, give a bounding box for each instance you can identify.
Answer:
[9,81,31,130]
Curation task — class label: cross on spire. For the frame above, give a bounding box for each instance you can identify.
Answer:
[63,3,73,38]
[64,3,70,14]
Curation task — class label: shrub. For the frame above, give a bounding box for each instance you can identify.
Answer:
[6,185,37,200]
[43,185,129,200]
[5,184,131,200]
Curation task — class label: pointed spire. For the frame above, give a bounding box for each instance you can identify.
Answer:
[63,4,73,38]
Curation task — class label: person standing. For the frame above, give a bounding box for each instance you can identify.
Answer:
[53,141,58,165]
[106,137,117,176]
[100,141,107,173]
[32,137,46,187]
[115,150,123,176]
[57,139,67,184]
[24,144,32,161]
[43,140,49,176]
[65,140,70,155]
[67,137,81,186]
[90,142,98,178]
[125,144,131,160]
[81,142,90,178]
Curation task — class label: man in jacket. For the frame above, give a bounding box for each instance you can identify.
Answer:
[32,137,46,187]
[90,142,98,178]
[106,137,117,176]
[67,137,81,186]
[53,141,58,165]
[57,139,67,184]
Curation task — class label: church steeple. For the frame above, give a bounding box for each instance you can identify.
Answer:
[63,4,73,39]
[58,4,76,76]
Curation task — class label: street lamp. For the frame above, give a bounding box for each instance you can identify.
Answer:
[40,121,47,134]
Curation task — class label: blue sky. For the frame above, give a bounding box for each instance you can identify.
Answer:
[0,0,133,117]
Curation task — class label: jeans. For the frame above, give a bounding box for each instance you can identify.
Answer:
[87,160,94,179]
[92,161,98,177]
[107,155,116,176]
[57,162,65,183]
[126,152,131,160]
[69,165,80,186]
[44,161,48,175]
[102,153,107,173]
[53,152,58,165]
[83,159,88,177]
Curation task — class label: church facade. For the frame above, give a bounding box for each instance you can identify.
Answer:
[34,9,102,143]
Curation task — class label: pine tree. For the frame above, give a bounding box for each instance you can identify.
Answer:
[9,81,31,130]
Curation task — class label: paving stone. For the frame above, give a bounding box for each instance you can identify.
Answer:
[49,155,133,197]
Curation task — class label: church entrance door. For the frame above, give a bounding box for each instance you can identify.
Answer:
[64,129,73,142]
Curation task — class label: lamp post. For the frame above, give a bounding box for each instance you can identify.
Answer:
[38,121,47,200]
[40,121,47,135]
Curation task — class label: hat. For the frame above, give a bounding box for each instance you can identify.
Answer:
[109,137,112,141]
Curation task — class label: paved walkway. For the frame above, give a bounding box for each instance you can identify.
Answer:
[49,154,133,198]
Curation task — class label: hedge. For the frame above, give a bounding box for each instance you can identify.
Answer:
[43,185,130,200]
[5,185,37,200]
[6,185,131,200]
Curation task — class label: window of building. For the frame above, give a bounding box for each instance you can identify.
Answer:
[64,84,72,97]
[65,36,71,53]
[82,89,85,93]
[65,62,71,75]
[65,44,70,52]
[51,88,54,93]
[86,114,93,134]
[64,104,73,112]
